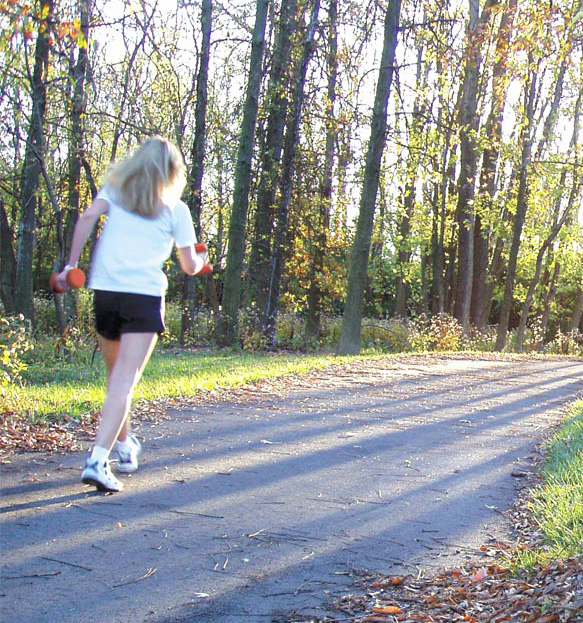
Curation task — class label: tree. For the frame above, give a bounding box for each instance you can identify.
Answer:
[393,42,427,318]
[181,0,213,343]
[246,0,297,329]
[304,0,338,342]
[453,0,495,334]
[14,0,54,320]
[0,199,16,313]
[471,0,517,329]
[495,57,538,351]
[515,85,581,351]
[263,0,321,345]
[337,0,402,355]
[108,3,158,162]
[217,0,270,346]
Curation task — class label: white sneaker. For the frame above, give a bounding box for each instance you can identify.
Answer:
[81,459,123,492]
[112,434,142,473]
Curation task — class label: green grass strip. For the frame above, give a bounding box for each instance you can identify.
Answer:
[513,399,583,569]
[4,349,339,422]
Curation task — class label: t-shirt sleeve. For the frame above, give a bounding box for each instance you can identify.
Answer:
[96,186,114,205]
[172,201,197,248]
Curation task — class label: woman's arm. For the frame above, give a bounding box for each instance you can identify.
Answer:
[67,198,109,266]
[177,245,207,276]
[54,198,109,289]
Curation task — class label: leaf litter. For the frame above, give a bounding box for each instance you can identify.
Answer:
[292,556,582,623]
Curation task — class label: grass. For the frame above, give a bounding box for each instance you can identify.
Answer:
[512,399,583,570]
[4,346,339,421]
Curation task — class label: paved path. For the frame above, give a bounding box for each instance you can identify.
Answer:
[1,357,583,623]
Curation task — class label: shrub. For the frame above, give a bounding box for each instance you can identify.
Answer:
[546,329,583,357]
[162,300,216,347]
[361,318,410,352]
[408,313,464,352]
[0,314,34,390]
[466,325,497,352]
[275,314,305,351]
[33,290,96,339]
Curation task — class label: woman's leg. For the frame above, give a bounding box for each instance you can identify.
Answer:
[93,332,158,452]
[97,335,133,443]
[98,334,120,379]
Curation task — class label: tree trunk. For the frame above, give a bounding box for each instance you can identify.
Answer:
[514,184,572,352]
[0,199,16,314]
[216,0,269,346]
[495,61,538,351]
[515,88,580,351]
[394,45,426,318]
[305,0,337,343]
[471,0,517,329]
[454,0,493,334]
[14,0,54,320]
[181,0,212,344]
[538,260,560,351]
[430,183,445,315]
[430,58,456,316]
[247,0,297,324]
[65,0,90,255]
[264,0,320,345]
[570,288,583,332]
[59,0,91,329]
[336,0,402,355]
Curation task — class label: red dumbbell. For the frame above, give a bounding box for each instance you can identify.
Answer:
[195,243,213,276]
[49,268,86,293]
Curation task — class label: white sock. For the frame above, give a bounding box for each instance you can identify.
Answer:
[90,445,109,463]
[114,438,131,450]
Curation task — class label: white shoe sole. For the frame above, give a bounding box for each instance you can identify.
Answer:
[81,474,123,492]
[114,461,138,474]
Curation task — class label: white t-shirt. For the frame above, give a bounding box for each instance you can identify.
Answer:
[88,186,197,296]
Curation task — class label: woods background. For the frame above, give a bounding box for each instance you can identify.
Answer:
[1,0,582,354]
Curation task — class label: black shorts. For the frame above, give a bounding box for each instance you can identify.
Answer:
[93,290,165,341]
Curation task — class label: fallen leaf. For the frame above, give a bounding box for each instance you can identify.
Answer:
[470,567,487,583]
[372,606,403,614]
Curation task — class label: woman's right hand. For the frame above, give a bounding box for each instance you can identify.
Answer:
[53,266,73,292]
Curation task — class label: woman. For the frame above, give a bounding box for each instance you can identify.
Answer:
[54,137,207,492]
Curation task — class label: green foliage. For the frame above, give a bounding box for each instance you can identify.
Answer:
[366,256,397,318]
[32,293,216,350]
[2,0,582,357]
[0,314,34,390]
[274,314,306,351]
[32,290,96,341]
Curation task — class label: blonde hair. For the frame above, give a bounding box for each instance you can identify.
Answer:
[105,136,186,218]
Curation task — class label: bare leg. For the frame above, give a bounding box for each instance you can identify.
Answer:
[93,332,158,452]
[97,336,131,441]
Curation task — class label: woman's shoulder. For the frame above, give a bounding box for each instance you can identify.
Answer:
[97,185,121,206]
[167,199,191,218]
[168,198,189,211]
